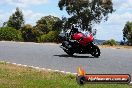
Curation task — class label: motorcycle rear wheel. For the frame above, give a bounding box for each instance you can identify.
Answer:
[65,50,74,56]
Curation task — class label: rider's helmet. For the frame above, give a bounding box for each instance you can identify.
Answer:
[71,24,78,33]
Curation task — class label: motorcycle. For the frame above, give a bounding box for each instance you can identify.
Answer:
[59,28,100,58]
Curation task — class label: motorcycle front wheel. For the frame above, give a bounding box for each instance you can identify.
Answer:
[91,45,100,58]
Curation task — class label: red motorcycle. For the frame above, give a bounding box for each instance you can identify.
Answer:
[59,28,100,57]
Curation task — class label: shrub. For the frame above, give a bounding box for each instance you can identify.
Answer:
[103,39,117,46]
[38,31,59,42]
[21,24,40,42]
[0,27,23,41]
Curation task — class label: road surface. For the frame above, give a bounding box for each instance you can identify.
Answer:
[0,41,132,75]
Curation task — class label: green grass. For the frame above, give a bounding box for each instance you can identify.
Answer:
[0,61,131,88]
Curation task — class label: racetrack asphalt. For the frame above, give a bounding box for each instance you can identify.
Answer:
[0,41,132,76]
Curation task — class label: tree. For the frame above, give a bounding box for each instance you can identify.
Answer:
[34,15,62,34]
[123,21,132,45]
[34,18,48,34]
[6,7,24,30]
[21,24,40,42]
[58,0,114,31]
[52,19,63,32]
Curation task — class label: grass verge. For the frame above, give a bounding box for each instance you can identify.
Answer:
[0,61,131,88]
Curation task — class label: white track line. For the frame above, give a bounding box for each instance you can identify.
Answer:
[4,61,77,75]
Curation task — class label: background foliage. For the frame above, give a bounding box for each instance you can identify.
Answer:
[103,39,117,46]
[123,21,132,45]
[6,7,24,30]
[38,31,59,43]
[1,8,63,43]
[21,24,40,42]
[58,0,114,32]
[0,27,23,41]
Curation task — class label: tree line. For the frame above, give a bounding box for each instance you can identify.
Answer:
[0,7,63,43]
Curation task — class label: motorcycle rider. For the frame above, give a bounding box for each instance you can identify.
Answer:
[71,24,79,33]
[69,24,79,39]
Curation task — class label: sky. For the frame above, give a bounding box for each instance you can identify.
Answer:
[0,0,132,41]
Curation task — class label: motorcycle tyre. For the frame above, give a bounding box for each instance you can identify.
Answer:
[91,45,100,58]
[65,50,74,56]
